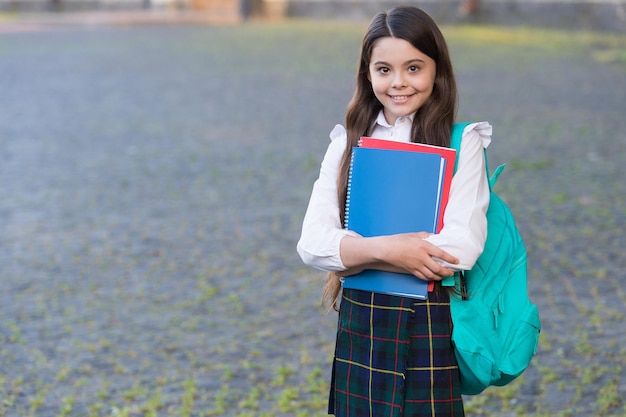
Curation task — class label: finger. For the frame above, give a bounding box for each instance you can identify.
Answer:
[407,263,432,281]
[422,259,455,280]
[413,264,442,282]
[432,250,459,265]
[437,266,456,278]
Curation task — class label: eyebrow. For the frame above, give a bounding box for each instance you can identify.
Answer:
[372,58,426,66]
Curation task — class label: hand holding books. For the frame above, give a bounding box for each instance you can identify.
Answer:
[341,139,457,299]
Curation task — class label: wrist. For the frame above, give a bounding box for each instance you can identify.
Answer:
[340,235,388,268]
[370,235,393,264]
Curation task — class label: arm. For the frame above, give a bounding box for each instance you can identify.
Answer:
[296,125,358,272]
[297,125,458,280]
[424,122,492,271]
[339,232,459,281]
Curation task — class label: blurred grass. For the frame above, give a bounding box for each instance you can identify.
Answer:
[445,25,625,51]
[0,12,17,22]
[443,24,626,66]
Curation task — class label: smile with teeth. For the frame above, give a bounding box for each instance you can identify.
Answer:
[389,94,414,100]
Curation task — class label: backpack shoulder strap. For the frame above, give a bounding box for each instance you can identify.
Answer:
[451,122,505,189]
[451,122,471,172]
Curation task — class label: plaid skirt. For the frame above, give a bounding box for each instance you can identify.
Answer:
[328,288,465,417]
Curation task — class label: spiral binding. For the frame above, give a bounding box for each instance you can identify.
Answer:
[344,148,356,230]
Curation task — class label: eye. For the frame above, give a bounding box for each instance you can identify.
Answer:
[377,67,390,74]
[408,65,419,73]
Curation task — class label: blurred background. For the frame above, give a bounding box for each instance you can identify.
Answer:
[1,0,625,31]
[1,1,625,416]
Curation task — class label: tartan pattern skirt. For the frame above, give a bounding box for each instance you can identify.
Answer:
[328,288,465,417]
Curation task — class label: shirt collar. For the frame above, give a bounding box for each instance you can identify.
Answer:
[374,110,415,128]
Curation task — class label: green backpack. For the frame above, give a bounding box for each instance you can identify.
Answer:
[449,122,541,395]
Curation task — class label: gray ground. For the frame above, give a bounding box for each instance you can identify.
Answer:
[0,20,625,416]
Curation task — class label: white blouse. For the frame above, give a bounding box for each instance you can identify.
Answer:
[297,111,492,275]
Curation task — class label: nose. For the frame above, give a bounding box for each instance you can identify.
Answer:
[391,72,407,88]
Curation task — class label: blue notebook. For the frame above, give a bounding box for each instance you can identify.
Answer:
[342,147,446,299]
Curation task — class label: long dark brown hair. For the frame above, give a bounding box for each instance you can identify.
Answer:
[323,6,459,311]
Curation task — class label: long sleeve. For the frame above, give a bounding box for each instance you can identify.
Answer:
[296,125,357,271]
[296,120,492,274]
[424,122,491,271]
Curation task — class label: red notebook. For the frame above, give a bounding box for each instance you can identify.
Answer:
[359,138,457,293]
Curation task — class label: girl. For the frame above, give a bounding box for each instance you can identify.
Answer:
[297,6,492,417]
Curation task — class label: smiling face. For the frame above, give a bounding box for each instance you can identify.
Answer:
[368,36,437,126]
